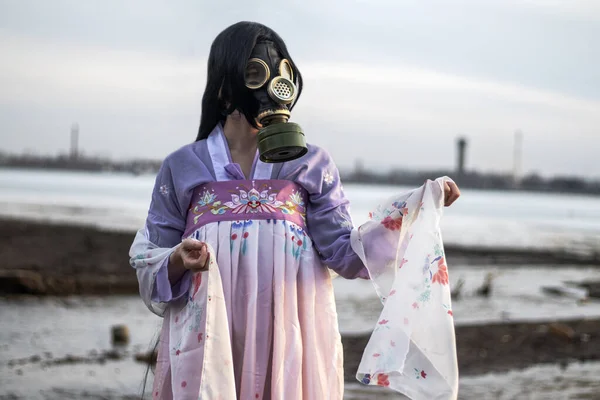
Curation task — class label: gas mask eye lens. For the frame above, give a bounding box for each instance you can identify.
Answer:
[245,58,270,89]
[278,59,294,81]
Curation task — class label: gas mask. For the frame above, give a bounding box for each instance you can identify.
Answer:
[244,40,307,163]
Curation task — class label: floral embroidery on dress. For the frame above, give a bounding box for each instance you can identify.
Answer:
[443,304,453,316]
[288,191,305,208]
[374,317,392,333]
[323,171,334,185]
[340,218,353,230]
[288,223,307,259]
[159,184,169,196]
[432,257,449,285]
[189,183,306,224]
[407,255,435,310]
[413,368,427,379]
[377,373,390,387]
[392,200,409,214]
[361,373,372,384]
[183,302,204,332]
[241,232,250,255]
[370,200,409,224]
[190,188,219,223]
[131,253,148,267]
[170,336,183,357]
[430,243,449,285]
[225,186,284,214]
[408,246,451,313]
[340,220,354,231]
[230,225,251,256]
[191,273,202,300]
[418,285,432,303]
[232,220,253,229]
[289,223,304,237]
[198,188,218,206]
[381,215,403,231]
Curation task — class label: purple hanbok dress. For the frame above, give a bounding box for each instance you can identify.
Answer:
[130,123,459,399]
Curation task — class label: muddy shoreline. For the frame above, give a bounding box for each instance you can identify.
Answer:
[1,218,598,296]
[5,316,599,383]
[0,218,137,295]
[344,317,600,381]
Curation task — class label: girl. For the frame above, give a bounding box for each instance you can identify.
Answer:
[130,21,460,400]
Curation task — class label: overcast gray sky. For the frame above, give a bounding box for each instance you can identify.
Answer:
[1,0,598,177]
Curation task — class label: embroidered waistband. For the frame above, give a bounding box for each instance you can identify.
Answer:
[184,180,308,237]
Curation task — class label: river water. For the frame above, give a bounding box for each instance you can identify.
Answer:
[1,168,599,252]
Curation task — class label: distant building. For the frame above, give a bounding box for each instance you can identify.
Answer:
[512,130,524,188]
[456,137,467,175]
[70,123,79,161]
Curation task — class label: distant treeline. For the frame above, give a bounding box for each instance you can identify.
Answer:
[340,168,600,196]
[1,153,599,196]
[0,153,161,175]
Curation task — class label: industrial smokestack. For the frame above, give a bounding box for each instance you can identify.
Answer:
[513,130,524,188]
[70,123,79,160]
[456,136,467,175]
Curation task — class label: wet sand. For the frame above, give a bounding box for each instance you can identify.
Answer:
[2,217,600,383]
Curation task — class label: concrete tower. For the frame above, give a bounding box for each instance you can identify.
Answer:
[70,123,79,160]
[456,136,467,175]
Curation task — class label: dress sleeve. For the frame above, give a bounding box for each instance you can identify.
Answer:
[129,158,191,316]
[302,149,369,280]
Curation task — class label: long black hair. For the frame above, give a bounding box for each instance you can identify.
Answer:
[196,21,303,141]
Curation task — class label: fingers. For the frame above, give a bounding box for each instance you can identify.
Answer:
[181,240,211,271]
[444,182,451,193]
[450,182,461,200]
[444,181,461,207]
[196,246,209,271]
[181,238,206,251]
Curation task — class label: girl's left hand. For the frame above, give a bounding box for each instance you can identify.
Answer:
[444,181,461,207]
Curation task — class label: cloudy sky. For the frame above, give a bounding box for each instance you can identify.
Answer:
[1,0,599,178]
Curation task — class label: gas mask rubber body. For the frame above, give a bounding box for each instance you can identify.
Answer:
[244,40,307,163]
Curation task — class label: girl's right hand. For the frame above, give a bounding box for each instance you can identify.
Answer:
[172,239,210,272]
